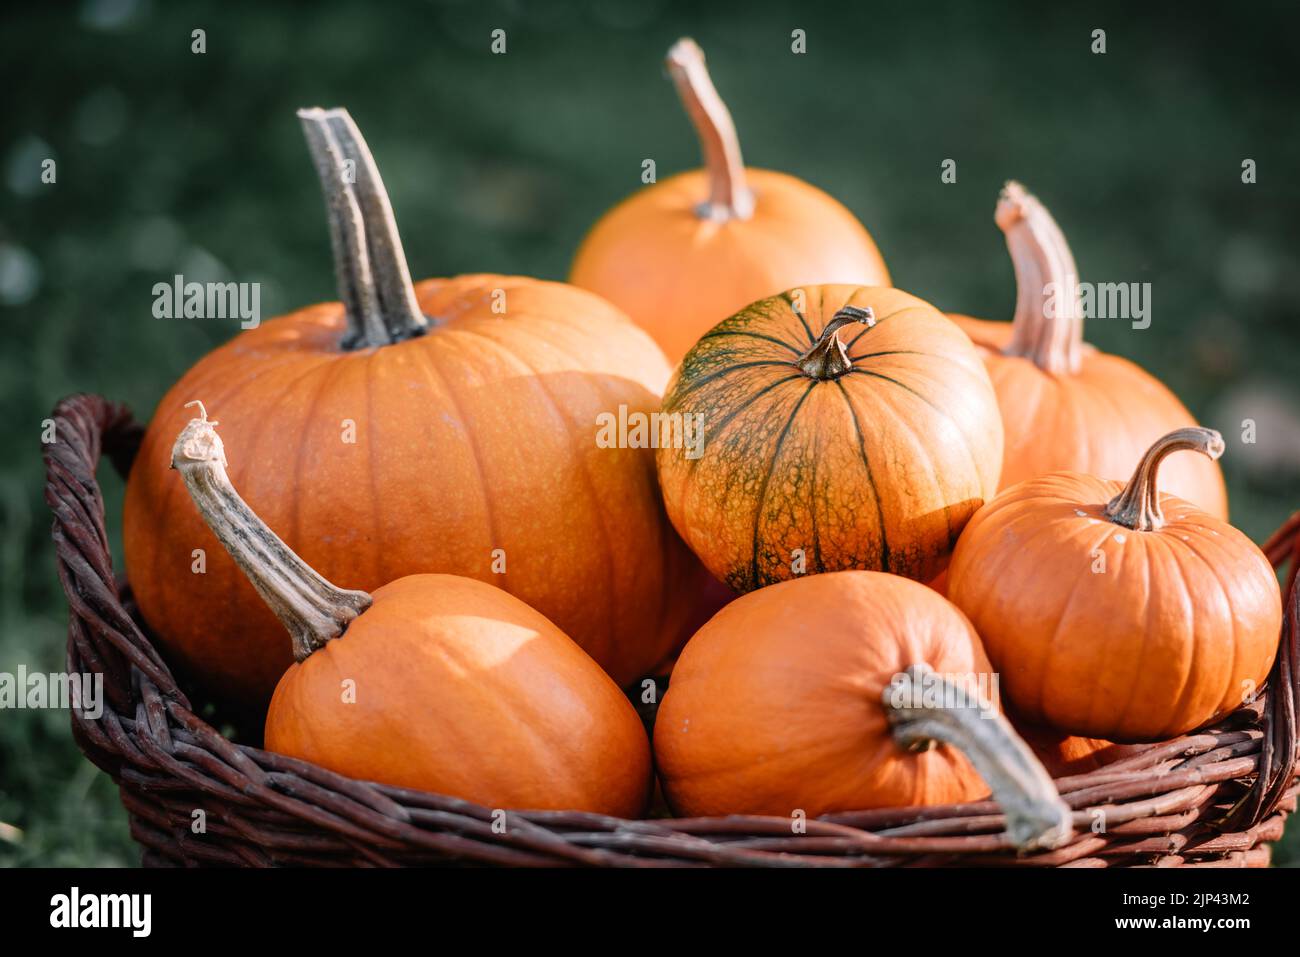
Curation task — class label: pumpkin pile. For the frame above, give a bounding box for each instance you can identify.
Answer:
[121,40,1282,849]
[124,107,704,716]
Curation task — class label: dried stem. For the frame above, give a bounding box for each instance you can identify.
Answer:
[795,306,875,380]
[170,401,372,661]
[995,181,1083,375]
[665,38,754,222]
[298,107,427,350]
[883,664,1073,852]
[1104,427,1225,531]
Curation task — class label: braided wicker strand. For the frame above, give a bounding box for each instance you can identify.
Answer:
[44,393,1300,867]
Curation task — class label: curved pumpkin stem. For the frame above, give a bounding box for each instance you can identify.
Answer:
[883,664,1073,852]
[665,38,755,222]
[795,306,875,380]
[171,401,372,661]
[995,181,1083,375]
[299,107,427,350]
[1104,427,1225,532]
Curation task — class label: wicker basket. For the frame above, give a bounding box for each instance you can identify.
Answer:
[45,393,1300,867]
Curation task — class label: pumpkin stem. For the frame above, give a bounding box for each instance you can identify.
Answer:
[665,38,755,222]
[795,305,875,380]
[995,181,1083,375]
[170,401,372,662]
[883,664,1073,852]
[1104,427,1225,532]
[298,107,428,351]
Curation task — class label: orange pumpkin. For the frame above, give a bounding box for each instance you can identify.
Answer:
[123,108,699,714]
[170,404,651,816]
[656,285,1003,592]
[1011,720,1139,778]
[948,428,1281,742]
[648,570,735,677]
[926,568,950,596]
[654,571,1071,849]
[949,182,1227,518]
[569,38,889,363]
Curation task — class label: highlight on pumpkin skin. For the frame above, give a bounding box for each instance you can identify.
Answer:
[944,181,1229,519]
[665,37,754,222]
[168,404,653,816]
[946,429,1281,743]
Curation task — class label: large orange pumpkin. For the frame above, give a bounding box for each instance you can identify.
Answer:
[123,108,699,714]
[948,428,1281,743]
[656,285,1003,592]
[569,38,889,363]
[654,571,1071,849]
[169,406,650,815]
[949,182,1227,518]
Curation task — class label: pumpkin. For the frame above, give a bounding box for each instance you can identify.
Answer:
[648,570,736,677]
[926,568,950,596]
[656,285,1003,592]
[654,571,1071,849]
[1011,720,1139,778]
[569,38,889,363]
[169,404,651,816]
[948,428,1281,742]
[949,182,1227,517]
[123,108,700,715]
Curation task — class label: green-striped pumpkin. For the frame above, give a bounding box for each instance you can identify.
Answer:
[656,285,1004,592]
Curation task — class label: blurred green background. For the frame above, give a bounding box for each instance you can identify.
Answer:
[2,0,1297,866]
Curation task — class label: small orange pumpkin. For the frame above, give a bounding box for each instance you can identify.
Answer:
[1011,720,1139,778]
[949,182,1227,518]
[124,108,700,713]
[654,571,1071,849]
[569,39,889,363]
[170,404,651,817]
[948,428,1281,743]
[657,285,1003,591]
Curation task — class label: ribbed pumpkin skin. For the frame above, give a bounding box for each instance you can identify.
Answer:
[657,285,1003,592]
[570,169,890,363]
[654,571,994,817]
[947,473,1280,742]
[124,274,701,712]
[947,315,1229,519]
[265,575,651,817]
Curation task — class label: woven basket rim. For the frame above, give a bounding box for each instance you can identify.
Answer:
[44,392,1300,866]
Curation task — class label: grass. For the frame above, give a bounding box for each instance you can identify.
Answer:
[2,0,1298,866]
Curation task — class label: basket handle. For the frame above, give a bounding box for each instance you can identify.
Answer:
[44,394,186,711]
